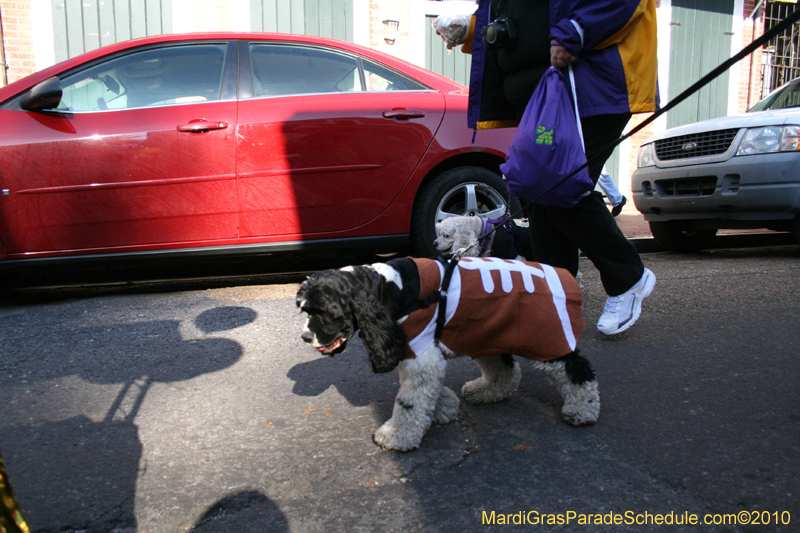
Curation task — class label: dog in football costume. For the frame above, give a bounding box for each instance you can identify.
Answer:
[296,256,599,451]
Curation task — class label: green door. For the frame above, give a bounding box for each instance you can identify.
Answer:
[250,0,353,42]
[52,0,173,62]
[667,0,734,128]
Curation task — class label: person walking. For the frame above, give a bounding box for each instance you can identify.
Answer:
[436,0,658,335]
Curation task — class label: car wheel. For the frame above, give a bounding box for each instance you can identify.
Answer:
[410,166,518,257]
[792,215,800,246]
[649,220,717,252]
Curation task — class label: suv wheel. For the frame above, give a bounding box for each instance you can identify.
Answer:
[649,220,717,252]
[410,166,518,257]
[792,214,800,246]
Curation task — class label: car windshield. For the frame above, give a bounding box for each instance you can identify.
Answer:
[749,79,800,112]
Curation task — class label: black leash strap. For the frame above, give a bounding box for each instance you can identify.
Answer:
[434,255,459,340]
[470,7,800,249]
[408,255,461,341]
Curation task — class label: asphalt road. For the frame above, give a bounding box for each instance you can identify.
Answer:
[1,244,799,532]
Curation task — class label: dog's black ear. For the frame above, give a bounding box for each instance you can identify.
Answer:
[295,275,315,308]
[350,294,406,373]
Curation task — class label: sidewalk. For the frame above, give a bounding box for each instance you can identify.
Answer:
[614,202,652,241]
[610,201,663,253]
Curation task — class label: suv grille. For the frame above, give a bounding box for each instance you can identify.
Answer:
[655,176,717,197]
[654,128,740,161]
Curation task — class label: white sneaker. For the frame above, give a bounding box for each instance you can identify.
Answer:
[597,268,656,335]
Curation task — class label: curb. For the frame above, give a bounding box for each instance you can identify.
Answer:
[626,232,796,254]
[629,237,661,254]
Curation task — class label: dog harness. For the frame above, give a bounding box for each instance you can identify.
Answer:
[400,257,584,361]
[476,217,530,260]
[478,217,504,256]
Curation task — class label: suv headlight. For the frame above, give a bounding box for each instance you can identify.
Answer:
[637,143,655,168]
[780,125,800,151]
[737,125,800,155]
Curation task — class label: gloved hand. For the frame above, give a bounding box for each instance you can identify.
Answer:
[433,13,471,50]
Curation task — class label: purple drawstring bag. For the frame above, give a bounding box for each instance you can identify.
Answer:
[500,66,593,208]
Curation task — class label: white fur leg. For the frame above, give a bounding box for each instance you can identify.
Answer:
[432,386,460,424]
[532,360,600,426]
[373,346,446,451]
[561,379,600,426]
[461,355,522,405]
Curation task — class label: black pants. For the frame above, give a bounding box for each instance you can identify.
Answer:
[525,113,644,296]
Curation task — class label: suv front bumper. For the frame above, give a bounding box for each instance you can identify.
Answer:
[632,151,800,222]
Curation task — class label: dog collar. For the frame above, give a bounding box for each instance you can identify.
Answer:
[479,218,493,255]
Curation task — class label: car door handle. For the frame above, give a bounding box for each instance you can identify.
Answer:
[382,109,425,120]
[177,120,229,133]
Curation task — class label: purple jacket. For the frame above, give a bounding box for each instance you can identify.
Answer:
[467,0,659,129]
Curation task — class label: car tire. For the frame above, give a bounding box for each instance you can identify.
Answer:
[792,215,800,246]
[410,166,518,258]
[649,220,717,252]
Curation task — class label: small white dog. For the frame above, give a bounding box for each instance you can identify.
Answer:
[436,216,585,284]
[435,216,526,259]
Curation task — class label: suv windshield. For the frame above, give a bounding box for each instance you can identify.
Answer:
[749,79,800,112]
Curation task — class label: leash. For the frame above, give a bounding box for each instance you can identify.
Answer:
[462,6,800,256]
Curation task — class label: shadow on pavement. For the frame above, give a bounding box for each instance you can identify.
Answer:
[0,306,254,532]
[190,490,289,532]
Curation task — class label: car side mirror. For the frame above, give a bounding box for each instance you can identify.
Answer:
[20,77,63,112]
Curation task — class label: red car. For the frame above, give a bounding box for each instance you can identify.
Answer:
[0,33,515,274]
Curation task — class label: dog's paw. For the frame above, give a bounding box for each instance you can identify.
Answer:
[461,363,521,405]
[432,387,460,424]
[462,377,502,404]
[373,421,421,452]
[562,403,599,426]
[561,381,600,426]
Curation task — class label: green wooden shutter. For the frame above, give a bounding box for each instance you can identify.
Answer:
[424,14,470,87]
[250,0,353,42]
[667,0,734,128]
[52,0,173,62]
[606,147,622,188]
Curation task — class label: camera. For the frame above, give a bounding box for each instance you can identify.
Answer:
[482,16,518,50]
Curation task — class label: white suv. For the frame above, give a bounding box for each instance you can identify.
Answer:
[632,78,800,251]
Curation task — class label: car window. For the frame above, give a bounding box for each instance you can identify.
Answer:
[57,43,228,111]
[249,44,362,96]
[362,60,426,91]
[749,79,800,112]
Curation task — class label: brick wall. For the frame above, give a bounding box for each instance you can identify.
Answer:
[739,0,765,112]
[368,0,412,62]
[0,0,34,85]
[625,114,655,188]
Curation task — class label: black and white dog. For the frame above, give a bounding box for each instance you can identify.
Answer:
[296,256,600,451]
